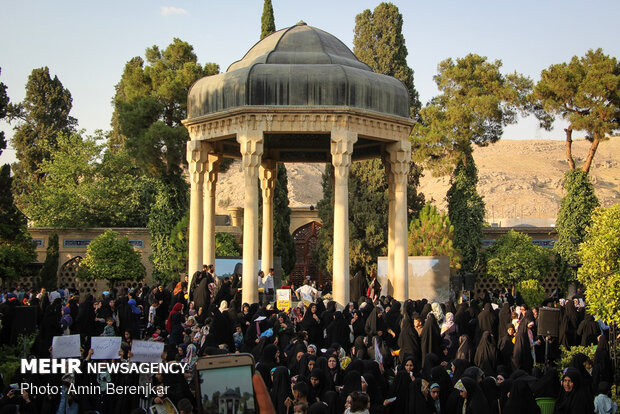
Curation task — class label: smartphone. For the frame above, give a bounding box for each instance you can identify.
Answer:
[9,384,19,390]
[195,353,256,414]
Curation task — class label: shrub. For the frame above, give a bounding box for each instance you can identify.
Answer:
[518,279,546,308]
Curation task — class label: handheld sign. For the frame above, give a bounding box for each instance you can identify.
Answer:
[131,340,164,363]
[52,335,81,359]
[373,337,383,364]
[91,336,121,360]
[276,289,292,311]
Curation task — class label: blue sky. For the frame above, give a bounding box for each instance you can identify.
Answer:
[1,0,619,165]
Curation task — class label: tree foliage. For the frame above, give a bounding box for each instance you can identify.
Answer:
[447,152,485,273]
[485,230,552,290]
[518,279,547,309]
[216,233,242,257]
[412,54,532,176]
[577,204,620,325]
[353,2,420,116]
[260,0,276,40]
[408,203,461,270]
[0,68,9,156]
[21,131,155,228]
[553,170,599,273]
[79,230,145,284]
[0,165,36,283]
[273,164,296,275]
[315,160,424,276]
[39,233,59,291]
[148,177,189,284]
[8,67,77,206]
[532,49,620,173]
[111,39,220,176]
[314,4,425,277]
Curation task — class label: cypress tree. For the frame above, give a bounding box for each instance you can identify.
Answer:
[40,233,59,290]
[261,0,276,40]
[10,67,76,207]
[447,151,485,273]
[273,163,296,275]
[554,170,599,278]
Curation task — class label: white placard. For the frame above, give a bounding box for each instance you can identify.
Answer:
[131,340,164,363]
[52,335,81,359]
[91,336,121,360]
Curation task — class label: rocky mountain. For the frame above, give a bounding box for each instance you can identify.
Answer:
[215,137,620,222]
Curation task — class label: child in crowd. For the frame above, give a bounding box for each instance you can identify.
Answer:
[594,382,618,414]
[103,317,116,337]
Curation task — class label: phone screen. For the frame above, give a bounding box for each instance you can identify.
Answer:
[197,364,255,414]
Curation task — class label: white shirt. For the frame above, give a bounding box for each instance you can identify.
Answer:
[264,274,274,290]
[296,285,318,303]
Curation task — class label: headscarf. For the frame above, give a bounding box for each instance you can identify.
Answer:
[420,313,442,361]
[503,379,541,414]
[555,367,595,414]
[456,334,474,363]
[166,302,183,332]
[181,343,198,370]
[128,299,141,314]
[441,312,454,335]
[474,331,498,377]
[61,306,73,327]
[271,366,293,414]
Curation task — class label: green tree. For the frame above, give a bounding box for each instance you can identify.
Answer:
[353,2,420,116]
[315,160,424,276]
[216,233,242,256]
[111,39,219,176]
[260,0,276,40]
[8,67,77,206]
[577,204,620,325]
[79,230,145,286]
[408,203,461,270]
[447,151,485,273]
[314,3,425,277]
[148,177,189,283]
[485,230,552,293]
[532,49,620,173]
[273,164,296,275]
[0,164,36,283]
[554,170,599,276]
[0,68,9,155]
[21,131,155,228]
[39,233,59,291]
[412,54,532,176]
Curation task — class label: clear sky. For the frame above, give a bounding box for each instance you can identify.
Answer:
[1,0,619,165]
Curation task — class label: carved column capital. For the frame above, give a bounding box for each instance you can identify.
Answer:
[205,153,222,193]
[237,131,264,180]
[386,140,411,190]
[260,160,278,200]
[187,140,208,184]
[330,128,358,179]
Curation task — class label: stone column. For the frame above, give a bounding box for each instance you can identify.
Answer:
[187,140,207,289]
[387,140,411,301]
[331,128,357,308]
[260,160,277,274]
[203,149,221,267]
[238,130,264,304]
[384,154,395,297]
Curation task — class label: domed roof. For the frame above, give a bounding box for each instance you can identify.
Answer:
[187,22,411,119]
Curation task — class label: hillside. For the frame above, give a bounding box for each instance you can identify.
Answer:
[215,137,620,221]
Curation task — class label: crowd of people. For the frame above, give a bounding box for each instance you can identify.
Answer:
[0,265,618,414]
